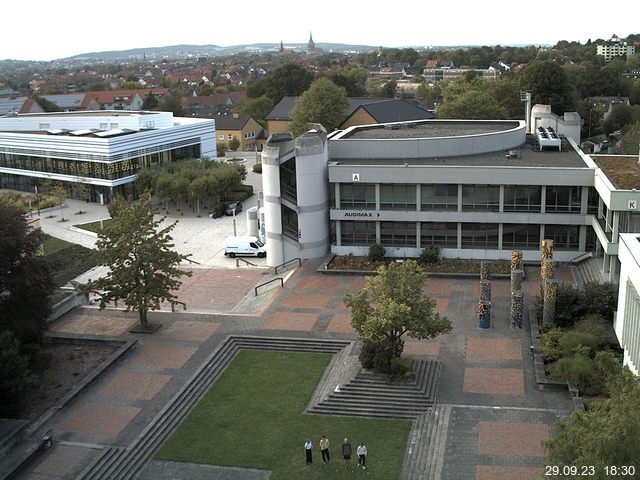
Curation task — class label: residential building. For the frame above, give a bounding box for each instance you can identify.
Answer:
[39,93,100,112]
[214,113,264,151]
[0,96,43,115]
[422,67,501,83]
[266,97,435,136]
[0,111,216,203]
[588,96,631,119]
[597,35,636,61]
[86,89,169,111]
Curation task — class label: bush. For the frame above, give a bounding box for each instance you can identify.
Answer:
[368,243,385,262]
[580,281,617,320]
[419,245,440,265]
[559,330,604,358]
[389,357,416,381]
[252,163,262,174]
[539,328,564,363]
[359,340,394,372]
[551,352,603,396]
[0,331,29,418]
[574,314,610,348]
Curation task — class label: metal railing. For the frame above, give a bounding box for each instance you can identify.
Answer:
[255,277,283,296]
[236,258,258,267]
[274,257,301,275]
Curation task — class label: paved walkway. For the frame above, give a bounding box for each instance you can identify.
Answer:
[14,260,575,479]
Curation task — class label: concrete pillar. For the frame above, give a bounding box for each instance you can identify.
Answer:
[416,184,421,212]
[335,220,342,247]
[457,184,463,212]
[580,186,589,215]
[511,292,524,329]
[499,185,504,213]
[480,280,491,303]
[511,250,523,271]
[511,269,524,293]
[540,186,546,214]
[480,261,491,280]
[375,183,380,211]
[579,225,587,252]
[543,280,558,325]
[609,255,618,282]
[457,223,462,250]
[261,145,284,267]
[612,211,620,243]
[479,301,491,329]
[498,223,503,251]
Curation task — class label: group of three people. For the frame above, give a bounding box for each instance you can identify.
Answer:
[305,436,368,469]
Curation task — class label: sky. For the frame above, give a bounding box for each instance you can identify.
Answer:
[3,0,639,61]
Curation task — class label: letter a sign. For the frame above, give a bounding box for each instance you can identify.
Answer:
[352,173,360,182]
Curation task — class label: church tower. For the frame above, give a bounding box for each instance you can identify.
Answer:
[307,32,315,51]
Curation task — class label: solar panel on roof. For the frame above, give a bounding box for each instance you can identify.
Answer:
[70,129,97,136]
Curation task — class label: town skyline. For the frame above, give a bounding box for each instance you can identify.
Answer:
[3,0,639,61]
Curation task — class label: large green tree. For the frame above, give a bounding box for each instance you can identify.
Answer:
[86,191,191,328]
[0,203,55,345]
[343,260,452,365]
[289,77,349,136]
[519,60,575,115]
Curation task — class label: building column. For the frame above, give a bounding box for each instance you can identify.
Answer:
[498,223,504,251]
[581,186,589,215]
[603,253,610,274]
[612,211,620,243]
[540,186,546,214]
[609,255,618,282]
[540,224,545,248]
[335,183,341,209]
[457,223,462,250]
[375,184,380,211]
[416,184,421,212]
[416,223,421,249]
[335,220,342,247]
[579,225,587,252]
[376,221,381,244]
[499,185,504,213]
[457,184,463,212]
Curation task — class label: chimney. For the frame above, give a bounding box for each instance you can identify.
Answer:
[232,112,239,119]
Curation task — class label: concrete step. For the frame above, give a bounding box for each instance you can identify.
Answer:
[309,404,419,419]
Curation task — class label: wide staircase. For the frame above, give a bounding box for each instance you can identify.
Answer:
[308,358,441,419]
[574,256,604,286]
[75,336,350,480]
[400,404,452,480]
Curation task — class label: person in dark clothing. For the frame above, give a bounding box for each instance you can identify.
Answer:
[342,438,352,469]
[304,439,313,464]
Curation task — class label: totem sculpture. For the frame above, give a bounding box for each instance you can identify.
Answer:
[539,239,557,324]
[543,280,558,326]
[479,261,492,328]
[479,301,491,329]
[510,250,524,329]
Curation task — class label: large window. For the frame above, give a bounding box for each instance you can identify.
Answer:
[380,222,416,247]
[544,225,579,250]
[545,186,581,213]
[587,187,598,215]
[461,223,499,249]
[421,222,457,247]
[462,185,500,212]
[503,186,542,212]
[281,205,298,240]
[340,221,376,246]
[380,184,416,210]
[502,224,540,249]
[421,184,458,211]
[279,158,297,203]
[339,184,376,209]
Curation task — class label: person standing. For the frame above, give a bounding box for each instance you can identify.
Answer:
[357,442,367,469]
[304,439,313,464]
[342,438,352,469]
[320,435,330,463]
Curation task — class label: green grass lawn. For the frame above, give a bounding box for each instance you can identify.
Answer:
[43,235,100,287]
[73,218,112,233]
[156,350,411,480]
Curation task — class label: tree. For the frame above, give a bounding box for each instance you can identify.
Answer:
[343,260,452,369]
[0,204,54,345]
[264,64,314,104]
[159,92,184,117]
[438,87,508,119]
[289,77,349,136]
[85,191,192,329]
[382,80,397,98]
[228,137,241,151]
[618,122,640,155]
[519,61,576,115]
[544,367,640,478]
[239,95,274,126]
[142,92,159,110]
[0,331,29,418]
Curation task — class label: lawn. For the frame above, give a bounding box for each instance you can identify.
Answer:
[73,218,112,233]
[43,235,100,287]
[156,350,411,480]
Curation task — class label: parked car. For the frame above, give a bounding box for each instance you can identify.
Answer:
[225,201,242,216]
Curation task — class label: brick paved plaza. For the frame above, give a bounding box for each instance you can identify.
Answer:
[17,260,575,479]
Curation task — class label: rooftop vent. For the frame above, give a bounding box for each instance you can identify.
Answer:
[535,126,561,151]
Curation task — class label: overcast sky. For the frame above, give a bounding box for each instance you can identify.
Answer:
[3,0,639,61]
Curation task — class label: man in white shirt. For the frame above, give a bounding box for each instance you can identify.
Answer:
[357,442,367,469]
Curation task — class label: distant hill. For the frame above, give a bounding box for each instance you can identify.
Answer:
[63,42,381,61]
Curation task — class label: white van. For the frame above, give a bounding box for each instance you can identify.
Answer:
[224,236,266,258]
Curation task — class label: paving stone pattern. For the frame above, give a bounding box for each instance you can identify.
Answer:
[11,261,576,480]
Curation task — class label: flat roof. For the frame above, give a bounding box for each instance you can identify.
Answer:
[330,136,588,169]
[593,155,640,189]
[338,120,520,140]
[9,110,156,118]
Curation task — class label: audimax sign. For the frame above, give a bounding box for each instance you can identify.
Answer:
[342,211,380,218]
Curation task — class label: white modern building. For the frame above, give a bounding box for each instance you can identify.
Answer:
[597,35,636,62]
[615,233,640,375]
[0,110,216,202]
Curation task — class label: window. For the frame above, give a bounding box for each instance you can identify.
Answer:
[502,224,539,249]
[421,184,458,210]
[281,205,298,240]
[545,186,581,213]
[227,134,234,140]
[462,185,500,211]
[587,187,598,215]
[341,221,376,246]
[503,186,541,212]
[544,225,579,250]
[380,222,416,247]
[280,158,297,203]
[339,184,376,209]
[461,223,499,249]
[219,135,224,140]
[380,184,416,210]
[421,222,457,247]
